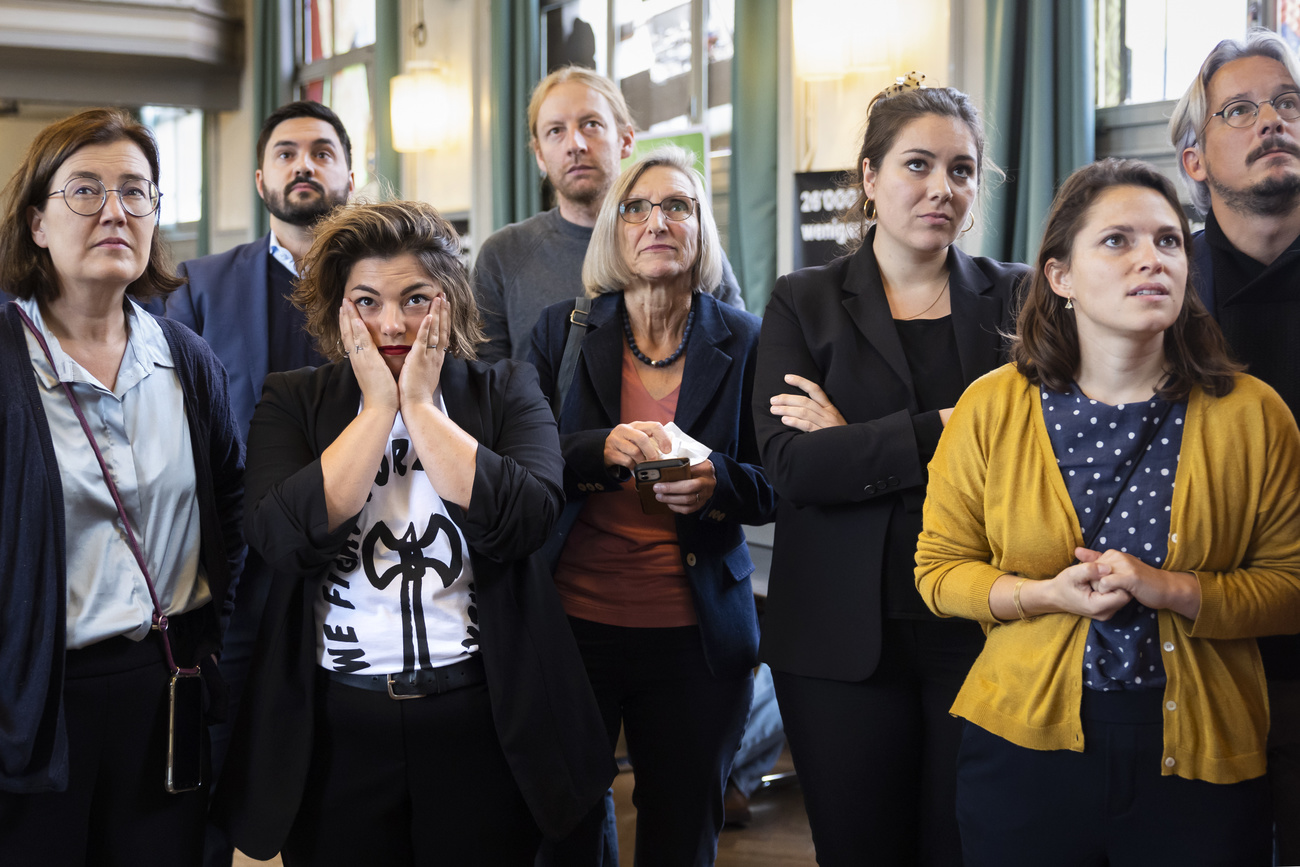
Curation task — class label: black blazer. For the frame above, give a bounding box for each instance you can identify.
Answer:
[530,292,777,678]
[754,236,1029,681]
[212,358,615,856]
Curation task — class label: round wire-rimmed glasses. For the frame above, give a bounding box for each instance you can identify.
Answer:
[47,176,162,218]
[618,196,698,224]
[1210,91,1300,129]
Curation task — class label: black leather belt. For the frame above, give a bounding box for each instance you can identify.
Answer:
[326,655,486,700]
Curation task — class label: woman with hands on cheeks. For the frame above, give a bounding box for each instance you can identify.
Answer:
[915,159,1300,866]
[530,145,776,867]
[752,76,1028,866]
[212,202,613,866]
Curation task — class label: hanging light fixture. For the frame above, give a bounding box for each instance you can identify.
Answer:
[390,0,465,153]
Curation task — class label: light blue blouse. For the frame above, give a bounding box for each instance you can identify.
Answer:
[18,297,207,649]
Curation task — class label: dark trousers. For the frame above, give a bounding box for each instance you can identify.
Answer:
[0,632,208,866]
[957,689,1272,867]
[772,617,983,867]
[203,553,273,867]
[281,673,541,867]
[1268,676,1300,866]
[546,617,752,867]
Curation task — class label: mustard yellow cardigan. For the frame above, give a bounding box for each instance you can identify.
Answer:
[916,364,1300,784]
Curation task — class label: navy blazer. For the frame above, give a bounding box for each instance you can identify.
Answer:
[754,236,1030,682]
[529,292,777,679]
[212,357,614,855]
[166,235,276,434]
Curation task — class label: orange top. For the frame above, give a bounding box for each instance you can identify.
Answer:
[553,348,696,627]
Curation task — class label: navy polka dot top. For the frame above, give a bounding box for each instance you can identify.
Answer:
[1041,386,1187,692]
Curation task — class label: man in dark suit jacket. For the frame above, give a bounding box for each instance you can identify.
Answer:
[164,99,354,867]
[1170,30,1300,864]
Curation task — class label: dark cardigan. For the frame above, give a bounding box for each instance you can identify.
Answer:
[0,300,246,793]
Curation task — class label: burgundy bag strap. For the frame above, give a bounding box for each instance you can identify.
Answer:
[14,302,198,675]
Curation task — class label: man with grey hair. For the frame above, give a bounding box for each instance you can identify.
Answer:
[1170,27,1300,862]
[473,66,742,363]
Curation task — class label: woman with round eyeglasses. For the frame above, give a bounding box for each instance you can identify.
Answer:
[0,109,245,864]
[529,145,776,866]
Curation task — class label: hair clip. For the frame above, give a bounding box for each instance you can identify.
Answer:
[882,71,928,98]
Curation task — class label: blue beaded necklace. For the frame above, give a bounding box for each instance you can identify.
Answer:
[622,299,696,368]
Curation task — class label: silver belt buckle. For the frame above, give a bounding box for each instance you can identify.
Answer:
[386,673,426,700]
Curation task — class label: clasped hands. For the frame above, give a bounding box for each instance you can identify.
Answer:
[1028,547,1200,622]
[604,421,715,515]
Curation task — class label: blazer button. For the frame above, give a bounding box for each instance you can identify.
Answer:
[594,483,605,491]
[887,476,900,486]
[864,484,877,495]
[686,553,697,567]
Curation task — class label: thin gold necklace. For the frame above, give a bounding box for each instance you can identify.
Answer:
[901,275,950,320]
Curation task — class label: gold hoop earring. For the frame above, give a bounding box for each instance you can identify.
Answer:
[863,199,877,222]
[961,213,976,235]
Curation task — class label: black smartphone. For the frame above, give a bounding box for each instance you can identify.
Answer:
[634,457,692,515]
[166,670,203,794]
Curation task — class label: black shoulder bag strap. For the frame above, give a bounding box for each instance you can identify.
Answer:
[551,295,591,421]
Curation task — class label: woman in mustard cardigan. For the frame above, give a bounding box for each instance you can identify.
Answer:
[916,158,1300,866]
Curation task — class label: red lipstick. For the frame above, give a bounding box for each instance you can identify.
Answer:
[378,345,411,356]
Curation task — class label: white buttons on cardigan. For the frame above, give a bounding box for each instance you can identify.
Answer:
[1166,701,1177,711]
[686,553,697,566]
[1163,641,1175,652]
[1164,757,1176,768]
[1170,533,1178,543]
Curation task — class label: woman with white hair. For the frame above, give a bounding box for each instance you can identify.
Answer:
[530,145,776,866]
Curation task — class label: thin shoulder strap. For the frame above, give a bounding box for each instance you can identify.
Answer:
[551,295,592,421]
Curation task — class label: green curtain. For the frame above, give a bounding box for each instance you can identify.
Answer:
[374,0,402,194]
[490,0,541,231]
[252,0,290,239]
[729,0,779,314]
[980,0,1095,264]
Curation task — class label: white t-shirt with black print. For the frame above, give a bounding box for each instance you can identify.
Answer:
[314,389,479,674]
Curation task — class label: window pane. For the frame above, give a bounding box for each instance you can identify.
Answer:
[1096,0,1247,107]
[615,0,693,132]
[334,0,376,52]
[302,78,326,104]
[141,106,202,226]
[543,0,608,75]
[308,0,334,61]
[331,63,374,188]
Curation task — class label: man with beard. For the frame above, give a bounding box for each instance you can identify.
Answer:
[1171,29,1300,864]
[473,66,742,362]
[164,99,354,867]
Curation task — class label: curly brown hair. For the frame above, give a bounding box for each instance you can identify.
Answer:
[0,108,181,302]
[292,201,484,362]
[1011,158,1241,399]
